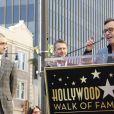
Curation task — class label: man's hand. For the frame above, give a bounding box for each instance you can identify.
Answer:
[86,37,94,51]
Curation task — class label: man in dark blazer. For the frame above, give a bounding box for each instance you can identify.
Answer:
[0,33,17,114]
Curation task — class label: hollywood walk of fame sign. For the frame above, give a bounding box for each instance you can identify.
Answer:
[44,64,114,114]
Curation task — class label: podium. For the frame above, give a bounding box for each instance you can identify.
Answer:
[44,54,114,114]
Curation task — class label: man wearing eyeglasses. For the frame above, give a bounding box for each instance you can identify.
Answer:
[0,33,17,114]
[84,18,114,63]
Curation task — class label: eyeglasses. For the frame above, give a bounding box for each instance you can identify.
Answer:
[103,27,114,33]
[0,42,7,45]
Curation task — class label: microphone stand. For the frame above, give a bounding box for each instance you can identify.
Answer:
[67,37,104,55]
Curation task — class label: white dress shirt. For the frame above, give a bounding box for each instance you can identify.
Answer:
[56,60,67,67]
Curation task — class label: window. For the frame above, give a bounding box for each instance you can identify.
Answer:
[0,0,4,25]
[20,0,27,20]
[16,80,26,100]
[14,0,19,23]
[17,51,28,71]
[6,0,12,26]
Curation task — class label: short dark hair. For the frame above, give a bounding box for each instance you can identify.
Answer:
[27,106,41,114]
[54,39,67,50]
[104,18,114,25]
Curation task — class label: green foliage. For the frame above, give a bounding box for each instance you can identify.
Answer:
[29,44,54,67]
[47,44,54,57]
[28,58,38,68]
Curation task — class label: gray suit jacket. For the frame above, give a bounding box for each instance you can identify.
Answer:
[0,56,17,114]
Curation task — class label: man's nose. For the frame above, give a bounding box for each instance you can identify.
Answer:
[61,48,65,51]
[4,45,7,50]
[104,32,110,38]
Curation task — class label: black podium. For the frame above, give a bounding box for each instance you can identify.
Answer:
[44,55,114,114]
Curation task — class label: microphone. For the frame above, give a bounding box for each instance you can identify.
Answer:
[67,37,105,55]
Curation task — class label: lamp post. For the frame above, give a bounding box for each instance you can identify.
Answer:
[37,0,48,113]
[41,0,48,113]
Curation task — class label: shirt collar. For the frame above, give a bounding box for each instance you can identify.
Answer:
[0,54,2,60]
[107,44,112,53]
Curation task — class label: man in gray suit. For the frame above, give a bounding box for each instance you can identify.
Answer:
[0,33,17,114]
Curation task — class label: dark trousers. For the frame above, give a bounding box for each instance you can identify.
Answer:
[0,100,4,114]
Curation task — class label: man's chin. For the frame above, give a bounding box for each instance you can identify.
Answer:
[107,38,114,44]
[109,42,114,45]
[0,52,3,54]
[60,55,66,57]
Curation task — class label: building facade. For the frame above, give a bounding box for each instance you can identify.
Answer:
[0,0,41,46]
[0,0,42,113]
